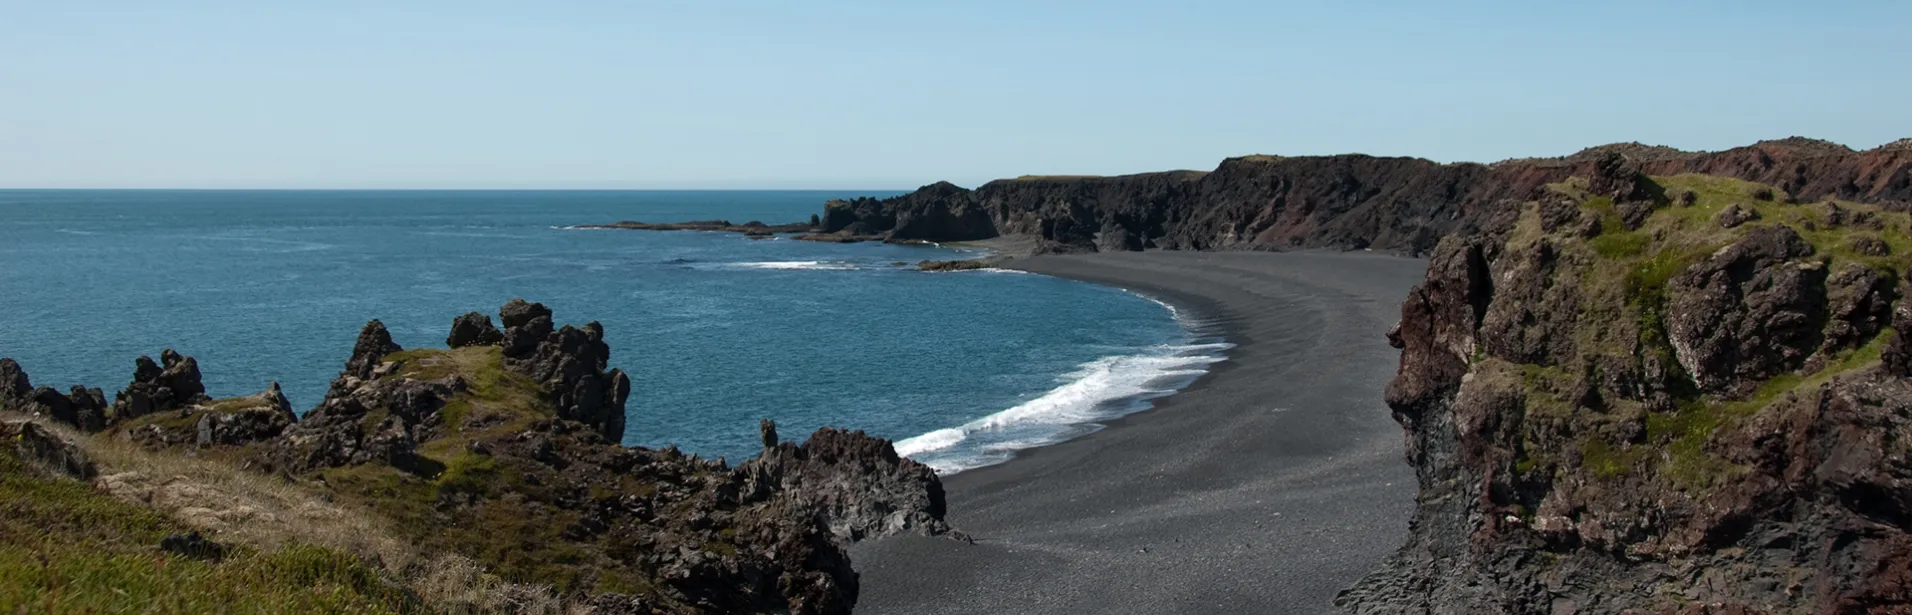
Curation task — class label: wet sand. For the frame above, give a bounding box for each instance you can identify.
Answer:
[851,251,1428,614]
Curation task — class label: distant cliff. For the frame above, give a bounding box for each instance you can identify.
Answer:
[817,138,1912,255]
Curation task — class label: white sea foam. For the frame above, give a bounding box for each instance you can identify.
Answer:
[895,341,1232,473]
[731,261,860,271]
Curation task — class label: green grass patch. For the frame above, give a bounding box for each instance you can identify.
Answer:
[1522,173,1910,492]
[0,448,416,613]
[310,345,660,595]
[1579,438,1645,480]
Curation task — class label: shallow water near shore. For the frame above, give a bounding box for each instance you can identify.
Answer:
[0,190,1217,470]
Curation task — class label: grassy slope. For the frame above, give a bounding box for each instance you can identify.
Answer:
[1503,174,1909,492]
[315,346,654,595]
[0,446,417,614]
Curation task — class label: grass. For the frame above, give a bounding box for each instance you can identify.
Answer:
[310,346,655,597]
[10,391,577,614]
[387,346,546,440]
[0,444,420,614]
[113,390,289,443]
[1512,174,1911,492]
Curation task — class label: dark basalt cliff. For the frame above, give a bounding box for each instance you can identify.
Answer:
[817,138,1912,256]
[1,300,948,614]
[1336,163,1912,613]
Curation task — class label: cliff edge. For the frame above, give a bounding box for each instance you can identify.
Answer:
[815,138,1912,256]
[1337,160,1912,613]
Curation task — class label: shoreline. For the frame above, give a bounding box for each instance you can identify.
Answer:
[850,250,1429,614]
[893,271,1233,475]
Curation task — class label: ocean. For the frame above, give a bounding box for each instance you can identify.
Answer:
[0,190,1225,473]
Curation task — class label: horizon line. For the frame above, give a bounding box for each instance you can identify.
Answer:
[0,185,923,192]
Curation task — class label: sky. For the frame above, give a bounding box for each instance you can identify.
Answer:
[3,1,1908,189]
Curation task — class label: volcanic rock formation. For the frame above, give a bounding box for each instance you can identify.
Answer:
[1339,171,1912,614]
[816,138,1912,255]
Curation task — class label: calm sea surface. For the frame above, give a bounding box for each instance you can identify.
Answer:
[0,190,1223,472]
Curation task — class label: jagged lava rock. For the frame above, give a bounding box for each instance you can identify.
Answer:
[739,424,948,541]
[815,137,1912,256]
[1666,225,1827,394]
[1,420,97,479]
[445,311,504,348]
[496,299,630,443]
[112,349,213,423]
[1341,176,1912,614]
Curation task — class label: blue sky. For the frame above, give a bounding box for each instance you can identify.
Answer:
[3,1,1907,189]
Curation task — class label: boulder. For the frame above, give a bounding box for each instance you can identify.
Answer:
[194,383,298,447]
[446,312,504,348]
[1851,236,1891,257]
[497,300,630,443]
[1884,273,1912,378]
[65,386,109,432]
[0,358,31,409]
[160,531,227,561]
[1666,225,1826,394]
[1716,203,1761,228]
[113,350,212,423]
[341,321,402,382]
[737,423,949,542]
[1,420,96,480]
[500,298,554,329]
[1586,151,1662,204]
[1820,264,1896,355]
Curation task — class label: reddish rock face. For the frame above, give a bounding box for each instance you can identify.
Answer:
[818,138,1912,256]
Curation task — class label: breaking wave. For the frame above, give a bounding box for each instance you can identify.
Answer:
[895,339,1231,474]
[728,261,860,271]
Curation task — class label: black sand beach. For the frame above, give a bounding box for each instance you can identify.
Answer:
[852,251,1429,614]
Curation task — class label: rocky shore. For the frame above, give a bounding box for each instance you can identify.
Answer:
[573,219,819,239]
[850,138,1912,614]
[12,136,1912,614]
[2,300,949,614]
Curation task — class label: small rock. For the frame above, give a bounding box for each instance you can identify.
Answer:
[446,312,505,348]
[160,531,226,561]
[1716,203,1761,229]
[1851,236,1891,257]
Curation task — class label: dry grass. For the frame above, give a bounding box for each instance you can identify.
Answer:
[6,411,591,614]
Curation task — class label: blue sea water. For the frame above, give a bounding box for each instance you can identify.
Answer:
[0,190,1224,473]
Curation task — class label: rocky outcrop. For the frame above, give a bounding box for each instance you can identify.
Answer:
[824,181,997,243]
[340,320,402,383]
[445,312,503,348]
[1,420,97,480]
[1341,176,1912,613]
[1666,226,1827,394]
[577,219,818,235]
[740,424,949,541]
[2,356,166,433]
[0,358,30,408]
[112,349,212,422]
[497,299,631,443]
[117,382,299,450]
[917,258,995,272]
[1718,203,1761,228]
[241,300,943,612]
[193,383,297,446]
[817,138,1911,256]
